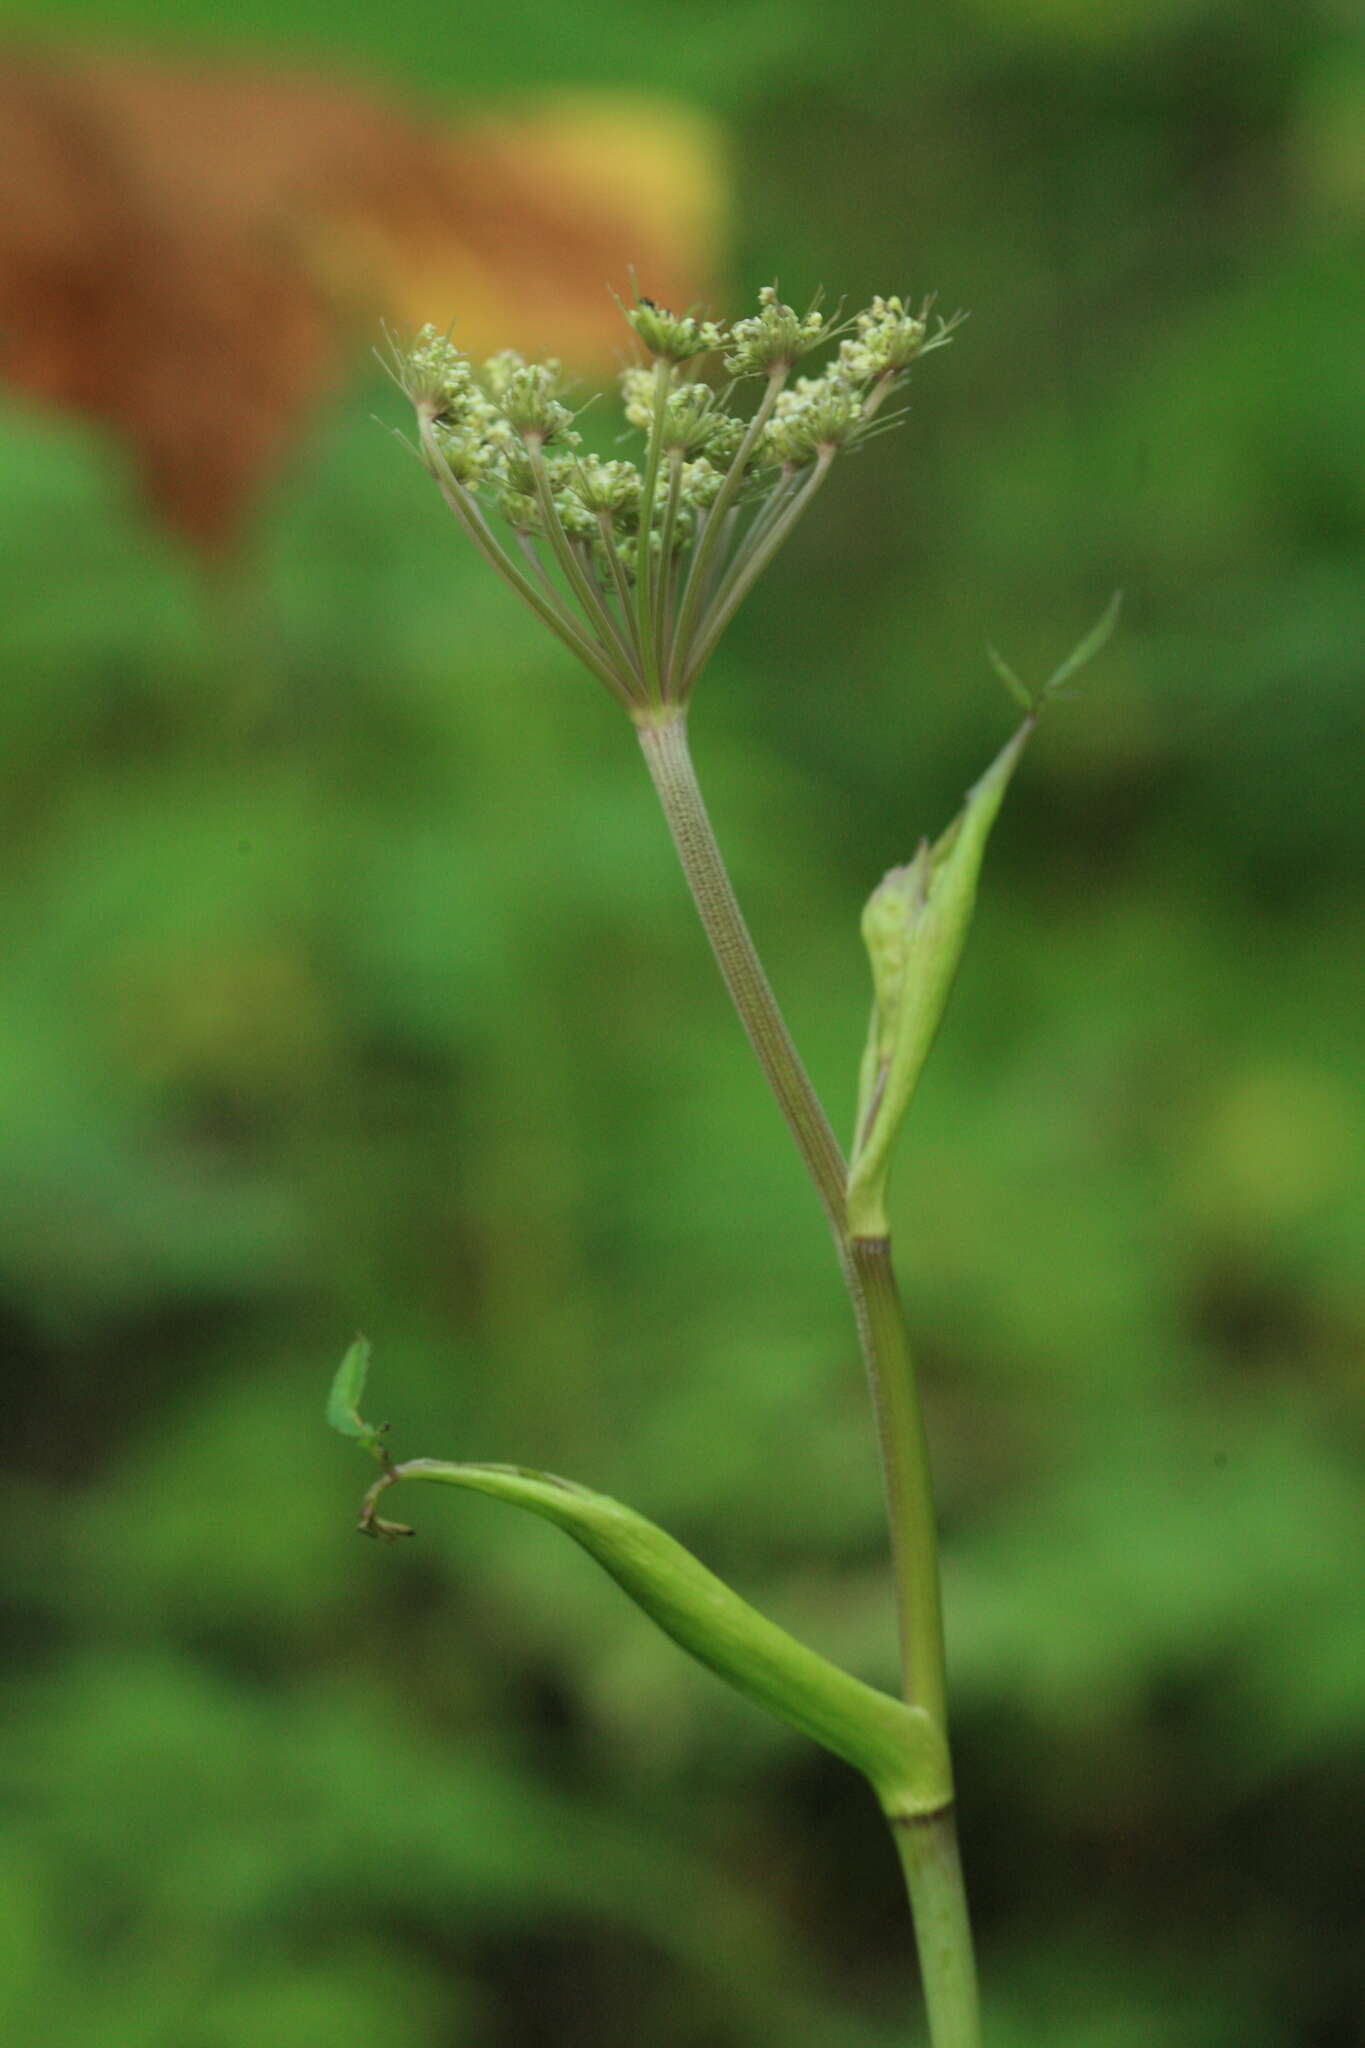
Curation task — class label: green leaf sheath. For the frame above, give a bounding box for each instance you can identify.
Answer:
[369,1457,953,1821]
[848,604,1125,1236]
[848,719,1033,1238]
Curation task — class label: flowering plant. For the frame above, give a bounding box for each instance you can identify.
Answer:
[337,282,1117,2047]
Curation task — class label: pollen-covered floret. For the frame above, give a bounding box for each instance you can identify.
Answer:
[626,297,725,364]
[724,287,832,376]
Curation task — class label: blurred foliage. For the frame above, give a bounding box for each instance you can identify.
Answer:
[1,1,1363,2044]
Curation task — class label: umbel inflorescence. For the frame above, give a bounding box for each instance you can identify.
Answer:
[387,287,963,717]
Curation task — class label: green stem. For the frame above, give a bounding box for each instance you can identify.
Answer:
[669,367,786,687]
[682,450,834,694]
[634,708,981,2042]
[634,360,673,701]
[597,511,644,672]
[894,1808,983,2048]
[420,427,628,702]
[848,1236,947,1733]
[710,463,802,597]
[635,711,847,1234]
[654,450,684,684]
[526,443,638,691]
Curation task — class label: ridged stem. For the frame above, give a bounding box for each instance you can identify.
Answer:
[667,367,787,691]
[894,1808,983,2048]
[636,711,848,1234]
[849,1235,947,1732]
[420,424,627,701]
[681,451,834,693]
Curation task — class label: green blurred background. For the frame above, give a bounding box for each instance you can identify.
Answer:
[1,1,1362,2043]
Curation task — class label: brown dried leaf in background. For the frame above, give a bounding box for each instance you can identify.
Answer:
[0,47,727,556]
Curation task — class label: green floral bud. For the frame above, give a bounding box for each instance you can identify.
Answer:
[503,369,576,444]
[839,295,929,381]
[652,499,696,550]
[678,456,724,510]
[495,486,543,534]
[840,297,966,384]
[702,416,749,468]
[847,722,1032,1238]
[659,381,735,456]
[492,446,536,495]
[625,293,725,364]
[429,420,492,487]
[491,446,574,496]
[553,491,597,540]
[568,455,642,518]
[765,370,864,464]
[724,286,832,376]
[398,323,475,421]
[481,349,530,402]
[590,529,624,587]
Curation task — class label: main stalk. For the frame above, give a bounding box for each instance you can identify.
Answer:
[635,707,981,2046]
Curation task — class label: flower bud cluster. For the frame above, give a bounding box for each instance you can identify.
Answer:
[723,287,833,376]
[569,455,641,518]
[482,352,575,444]
[679,457,724,510]
[838,295,929,380]
[765,367,867,465]
[625,296,725,364]
[399,324,478,420]
[393,279,959,711]
[429,418,496,487]
[403,324,503,482]
[659,380,738,457]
